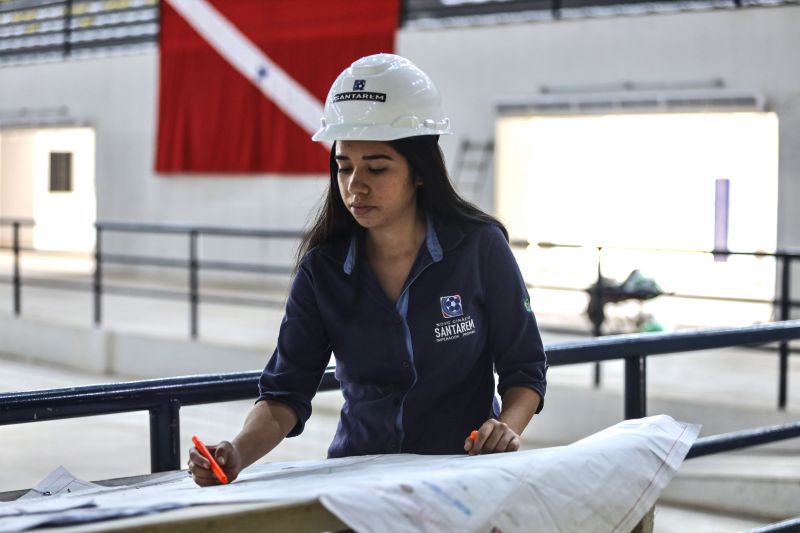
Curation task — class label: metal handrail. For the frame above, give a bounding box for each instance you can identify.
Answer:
[0,218,34,226]
[96,221,304,239]
[0,219,303,340]
[544,321,800,364]
[687,421,800,459]
[516,240,800,312]
[518,239,800,409]
[3,218,800,408]
[2,321,799,473]
[750,516,800,533]
[530,240,800,260]
[0,0,158,64]
[92,222,303,338]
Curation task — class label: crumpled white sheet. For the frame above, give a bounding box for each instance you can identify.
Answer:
[0,415,699,533]
[321,415,699,532]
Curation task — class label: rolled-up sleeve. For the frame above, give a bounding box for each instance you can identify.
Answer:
[483,226,548,412]
[258,258,332,437]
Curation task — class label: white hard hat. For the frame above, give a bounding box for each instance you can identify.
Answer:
[312,53,452,142]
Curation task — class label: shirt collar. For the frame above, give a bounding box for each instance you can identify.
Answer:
[343,237,357,275]
[425,213,444,262]
[343,214,444,275]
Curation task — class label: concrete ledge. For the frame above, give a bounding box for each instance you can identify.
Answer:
[524,383,800,454]
[0,315,109,374]
[661,455,800,520]
[0,315,270,379]
[109,333,267,378]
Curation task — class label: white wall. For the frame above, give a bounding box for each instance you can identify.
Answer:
[0,54,328,266]
[0,129,36,247]
[32,128,96,252]
[0,130,35,220]
[398,5,800,247]
[398,5,800,317]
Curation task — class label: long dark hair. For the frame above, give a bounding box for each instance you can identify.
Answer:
[294,135,507,271]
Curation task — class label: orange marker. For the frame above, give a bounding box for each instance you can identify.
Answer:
[469,430,478,442]
[192,435,229,484]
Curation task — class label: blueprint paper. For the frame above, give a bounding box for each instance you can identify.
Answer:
[0,415,699,533]
[320,415,699,532]
[16,466,102,501]
[0,467,99,519]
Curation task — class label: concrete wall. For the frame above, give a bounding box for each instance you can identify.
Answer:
[398,5,800,245]
[401,4,800,317]
[0,315,268,379]
[0,129,35,247]
[31,128,97,252]
[0,54,328,265]
[0,4,797,305]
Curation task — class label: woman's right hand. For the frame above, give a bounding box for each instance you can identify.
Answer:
[187,440,243,486]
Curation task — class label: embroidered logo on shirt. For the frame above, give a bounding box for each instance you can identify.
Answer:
[435,316,476,343]
[440,295,463,318]
[436,295,475,343]
[523,296,532,313]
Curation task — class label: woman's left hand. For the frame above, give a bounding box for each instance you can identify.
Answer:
[464,419,521,455]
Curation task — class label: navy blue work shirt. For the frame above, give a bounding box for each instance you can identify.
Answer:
[258,217,547,458]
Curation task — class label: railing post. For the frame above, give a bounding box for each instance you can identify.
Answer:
[93,225,102,326]
[593,246,603,387]
[551,0,562,19]
[12,221,21,316]
[149,399,181,473]
[778,255,791,410]
[189,230,199,339]
[624,355,647,419]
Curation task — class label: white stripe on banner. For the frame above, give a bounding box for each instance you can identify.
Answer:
[165,0,329,148]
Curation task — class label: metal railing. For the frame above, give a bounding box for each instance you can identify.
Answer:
[0,217,33,315]
[93,221,304,338]
[0,219,304,339]
[1,321,800,527]
[524,241,800,335]
[515,239,800,409]
[3,220,799,410]
[0,0,159,66]
[399,0,796,25]
[1,320,799,472]
[751,517,800,533]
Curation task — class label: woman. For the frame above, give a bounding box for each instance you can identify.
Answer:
[188,54,547,486]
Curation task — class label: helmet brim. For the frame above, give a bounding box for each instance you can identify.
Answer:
[312,124,452,142]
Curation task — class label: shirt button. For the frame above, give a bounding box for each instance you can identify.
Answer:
[402,361,410,368]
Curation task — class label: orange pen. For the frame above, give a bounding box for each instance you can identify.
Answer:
[192,435,229,484]
[469,430,478,442]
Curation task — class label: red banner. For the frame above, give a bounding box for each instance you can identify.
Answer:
[156,1,398,174]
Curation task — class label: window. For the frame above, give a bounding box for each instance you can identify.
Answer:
[49,151,72,192]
